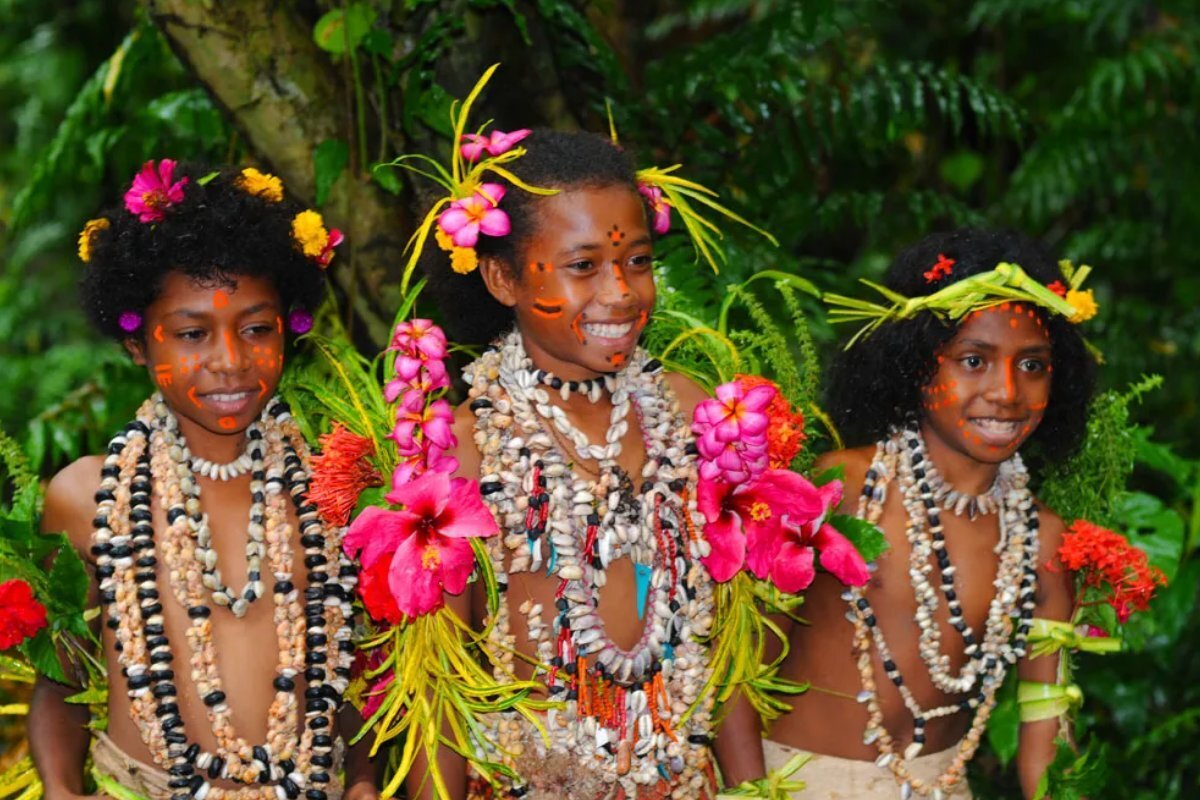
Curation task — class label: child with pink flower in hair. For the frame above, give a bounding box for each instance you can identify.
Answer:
[32,161,379,800]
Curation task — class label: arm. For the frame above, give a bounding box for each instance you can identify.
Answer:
[339,700,380,800]
[402,406,479,800]
[1015,508,1073,799]
[30,457,106,800]
[713,690,767,785]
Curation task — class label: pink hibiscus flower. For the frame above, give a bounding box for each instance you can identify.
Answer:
[769,479,870,592]
[460,129,532,162]
[123,159,189,223]
[437,184,510,248]
[638,183,672,234]
[343,470,498,618]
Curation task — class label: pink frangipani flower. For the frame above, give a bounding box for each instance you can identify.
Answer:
[692,379,775,484]
[460,129,532,162]
[389,319,448,360]
[124,159,189,223]
[343,470,498,618]
[638,183,672,235]
[437,184,510,248]
[389,395,454,460]
[384,358,450,403]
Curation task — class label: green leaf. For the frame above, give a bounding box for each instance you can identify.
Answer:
[47,545,89,616]
[1113,491,1185,581]
[412,82,456,138]
[313,4,375,55]
[354,486,389,517]
[371,163,403,195]
[986,668,1021,767]
[313,138,350,207]
[19,629,65,684]
[828,514,889,563]
[939,149,984,192]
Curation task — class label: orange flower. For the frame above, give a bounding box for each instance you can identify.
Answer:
[309,424,384,527]
[1055,519,1166,623]
[733,374,806,470]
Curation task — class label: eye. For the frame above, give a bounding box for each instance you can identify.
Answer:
[565,259,595,273]
[628,254,655,270]
[960,354,984,370]
[243,323,275,337]
[1019,357,1047,373]
[176,328,206,342]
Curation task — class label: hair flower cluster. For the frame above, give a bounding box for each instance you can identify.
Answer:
[291,209,344,268]
[77,217,110,263]
[0,578,49,650]
[1066,288,1099,323]
[236,167,284,202]
[438,183,510,248]
[637,183,672,234]
[460,128,531,162]
[692,377,868,592]
[124,159,189,223]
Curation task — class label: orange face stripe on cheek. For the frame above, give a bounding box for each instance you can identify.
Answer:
[531,298,566,319]
[154,364,173,387]
[571,313,588,345]
[258,379,269,399]
[153,325,164,343]
[187,386,202,408]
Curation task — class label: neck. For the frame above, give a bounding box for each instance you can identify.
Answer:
[518,330,613,383]
[173,412,249,464]
[917,421,1001,496]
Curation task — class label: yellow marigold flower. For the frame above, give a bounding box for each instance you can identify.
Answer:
[450,246,479,274]
[77,218,110,263]
[1066,288,1098,323]
[237,168,284,202]
[292,210,329,259]
[434,227,454,252]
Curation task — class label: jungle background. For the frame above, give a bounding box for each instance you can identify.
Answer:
[1,0,1197,797]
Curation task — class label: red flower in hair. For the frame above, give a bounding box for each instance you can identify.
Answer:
[0,579,49,650]
[923,253,956,284]
[1047,280,1068,298]
[1055,520,1167,623]
[309,424,384,528]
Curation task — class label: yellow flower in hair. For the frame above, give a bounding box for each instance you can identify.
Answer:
[292,210,330,258]
[237,167,284,202]
[435,227,454,252]
[450,246,479,275]
[77,217,110,263]
[1066,288,1099,323]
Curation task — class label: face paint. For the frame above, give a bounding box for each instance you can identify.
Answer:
[258,379,270,399]
[275,315,283,335]
[608,224,625,246]
[570,312,588,345]
[223,330,237,363]
[217,416,237,430]
[612,262,631,296]
[608,352,626,368]
[531,298,566,319]
[212,289,229,309]
[187,386,202,408]
[153,325,165,343]
[154,364,173,387]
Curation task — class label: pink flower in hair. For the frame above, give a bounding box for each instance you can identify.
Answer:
[316,228,344,268]
[460,129,532,162]
[124,159,189,223]
[638,183,671,234]
[437,184,510,248]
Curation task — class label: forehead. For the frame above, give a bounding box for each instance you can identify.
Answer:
[153,271,282,310]
[946,304,1051,350]
[528,185,648,243]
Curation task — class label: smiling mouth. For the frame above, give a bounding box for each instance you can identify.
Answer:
[968,416,1026,445]
[582,320,636,339]
[201,390,256,414]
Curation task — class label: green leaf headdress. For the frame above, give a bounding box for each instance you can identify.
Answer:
[824,259,1100,350]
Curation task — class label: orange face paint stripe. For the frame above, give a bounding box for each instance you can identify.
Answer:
[154,364,173,387]
[571,313,587,345]
[275,315,283,334]
[223,330,237,362]
[187,386,202,408]
[1003,356,1015,398]
[531,298,566,319]
[258,379,269,399]
[153,325,164,343]
[612,263,630,295]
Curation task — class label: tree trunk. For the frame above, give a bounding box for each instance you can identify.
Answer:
[141,0,405,346]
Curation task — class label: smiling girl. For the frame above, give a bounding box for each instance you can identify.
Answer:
[406,129,765,798]
[32,163,376,800]
[764,228,1097,798]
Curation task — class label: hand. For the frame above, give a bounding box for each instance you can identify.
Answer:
[342,780,381,800]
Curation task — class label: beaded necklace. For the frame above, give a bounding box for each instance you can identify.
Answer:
[91,395,357,800]
[846,426,1039,799]
[463,331,717,797]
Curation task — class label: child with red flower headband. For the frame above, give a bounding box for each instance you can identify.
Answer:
[760,228,1100,799]
[32,161,378,800]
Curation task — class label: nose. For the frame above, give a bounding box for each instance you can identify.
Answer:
[207,329,250,374]
[983,357,1019,404]
[597,260,635,307]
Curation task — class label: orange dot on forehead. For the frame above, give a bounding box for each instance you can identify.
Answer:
[213,289,229,308]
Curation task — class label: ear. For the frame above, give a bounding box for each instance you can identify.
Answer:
[479,257,519,308]
[124,336,148,366]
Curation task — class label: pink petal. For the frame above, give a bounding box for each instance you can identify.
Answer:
[383,378,409,404]
[487,129,531,155]
[477,183,506,206]
[389,420,418,452]
[387,469,451,515]
[737,412,769,438]
[422,416,454,450]
[812,523,870,587]
[715,382,743,405]
[432,536,478,595]
[712,417,745,443]
[387,533,445,617]
[742,506,784,580]
[652,206,671,234]
[438,207,471,235]
[460,134,488,163]
[700,511,746,583]
[770,540,816,593]
[434,478,499,539]
[451,223,480,249]
[343,506,408,568]
[742,385,778,412]
[477,207,511,237]
[696,478,734,523]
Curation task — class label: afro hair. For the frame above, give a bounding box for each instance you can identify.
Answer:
[79,162,328,341]
[826,227,1097,465]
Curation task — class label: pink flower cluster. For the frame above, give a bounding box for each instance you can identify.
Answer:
[638,183,671,234]
[438,183,510,249]
[124,159,188,223]
[460,128,530,163]
[692,378,870,592]
[385,319,456,485]
[343,319,499,621]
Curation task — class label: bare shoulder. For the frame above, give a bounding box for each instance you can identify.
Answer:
[663,372,709,419]
[452,398,482,481]
[812,445,875,478]
[43,455,106,556]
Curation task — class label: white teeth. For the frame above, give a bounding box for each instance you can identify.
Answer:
[209,392,250,403]
[972,418,1020,434]
[582,322,634,339]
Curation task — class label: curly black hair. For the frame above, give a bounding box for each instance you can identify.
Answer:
[79,162,328,341]
[826,227,1096,464]
[420,129,641,345]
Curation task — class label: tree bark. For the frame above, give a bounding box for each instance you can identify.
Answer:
[141,0,405,346]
